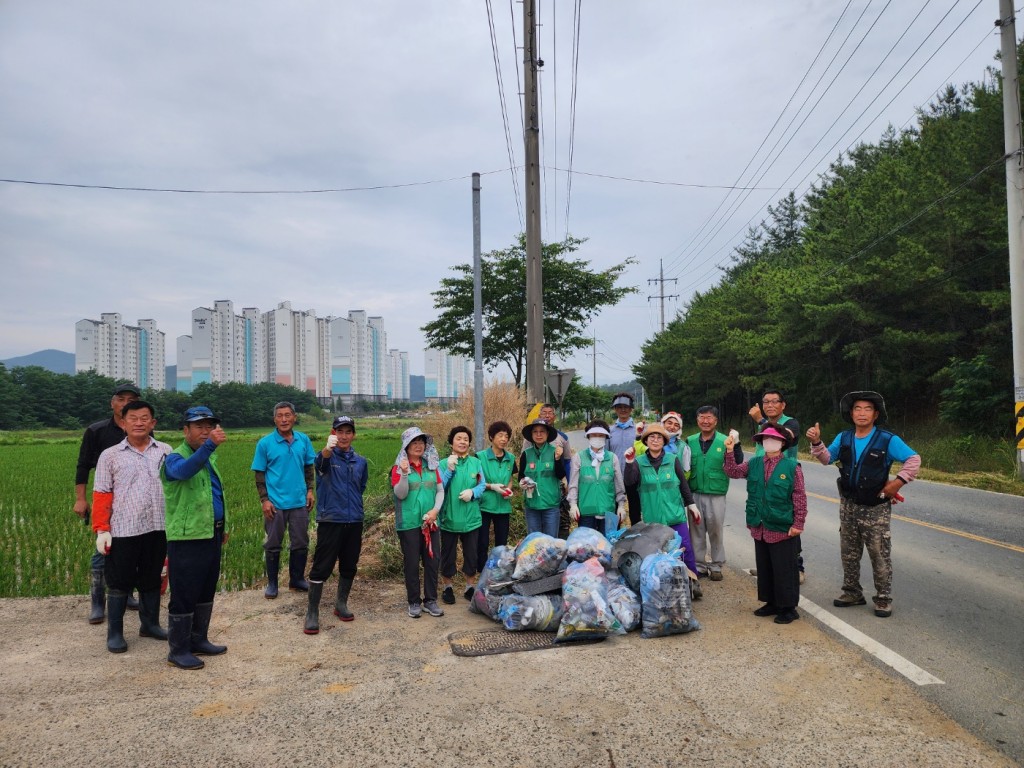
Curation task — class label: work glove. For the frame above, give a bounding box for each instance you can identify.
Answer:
[458,489,473,503]
[95,531,112,556]
[554,445,563,460]
[326,434,338,450]
[687,504,701,525]
[399,458,410,474]
[447,455,458,471]
[624,447,636,463]
[616,503,626,523]
[569,503,580,521]
[728,429,740,443]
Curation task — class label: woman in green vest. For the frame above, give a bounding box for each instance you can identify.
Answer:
[438,426,485,605]
[476,420,517,569]
[567,420,625,537]
[517,419,566,538]
[723,425,808,625]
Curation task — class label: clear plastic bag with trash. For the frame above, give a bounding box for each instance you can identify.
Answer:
[555,557,625,642]
[564,526,613,567]
[607,581,642,632]
[496,593,564,632]
[639,551,700,638]
[470,545,517,619]
[512,532,567,582]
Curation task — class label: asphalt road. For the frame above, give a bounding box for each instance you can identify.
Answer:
[719,455,1024,764]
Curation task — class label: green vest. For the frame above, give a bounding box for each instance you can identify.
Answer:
[685,432,730,495]
[523,443,560,509]
[440,455,483,533]
[478,448,514,514]
[754,414,798,460]
[636,452,684,527]
[160,442,224,541]
[395,465,438,532]
[744,456,797,532]
[577,449,616,516]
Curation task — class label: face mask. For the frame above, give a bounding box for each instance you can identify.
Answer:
[761,438,784,453]
[588,437,606,451]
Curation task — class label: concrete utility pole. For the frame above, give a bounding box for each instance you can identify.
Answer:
[524,0,544,403]
[586,333,601,386]
[648,259,679,333]
[998,0,1024,479]
[472,172,485,451]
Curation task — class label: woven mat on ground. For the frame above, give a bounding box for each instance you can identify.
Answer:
[447,628,605,657]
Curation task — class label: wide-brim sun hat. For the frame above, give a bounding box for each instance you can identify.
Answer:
[400,426,433,452]
[839,390,887,424]
[521,419,558,443]
[640,422,671,445]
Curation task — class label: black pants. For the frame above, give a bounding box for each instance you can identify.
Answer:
[476,512,511,571]
[626,486,643,526]
[440,528,479,579]
[398,527,439,605]
[167,521,223,615]
[754,534,801,609]
[308,521,364,582]
[105,530,166,593]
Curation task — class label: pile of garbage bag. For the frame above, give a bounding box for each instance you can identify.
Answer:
[471,524,700,640]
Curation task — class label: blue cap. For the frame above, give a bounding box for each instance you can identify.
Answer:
[183,406,221,424]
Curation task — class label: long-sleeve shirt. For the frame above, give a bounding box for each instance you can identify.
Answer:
[724,449,806,543]
[566,450,626,507]
[809,430,921,482]
[93,437,171,537]
[622,452,695,507]
[164,439,225,521]
[607,418,636,467]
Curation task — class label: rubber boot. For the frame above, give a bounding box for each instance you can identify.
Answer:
[106,590,129,654]
[138,589,168,640]
[289,548,310,592]
[167,614,205,670]
[333,576,355,621]
[191,602,227,655]
[304,581,323,635]
[88,568,105,625]
[126,589,140,611]
[264,551,280,599]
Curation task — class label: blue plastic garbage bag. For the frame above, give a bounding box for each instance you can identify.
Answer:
[555,557,625,642]
[640,552,700,638]
[497,594,564,631]
[470,545,516,619]
[564,526,613,567]
[512,532,567,582]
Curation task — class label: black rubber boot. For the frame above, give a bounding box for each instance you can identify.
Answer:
[138,589,167,640]
[264,551,280,599]
[106,590,129,654]
[88,568,105,625]
[334,576,355,621]
[167,614,204,670]
[289,548,309,592]
[304,581,323,635]
[191,602,227,655]
[126,590,140,611]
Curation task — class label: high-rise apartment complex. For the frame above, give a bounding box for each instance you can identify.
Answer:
[423,347,471,401]
[75,312,165,390]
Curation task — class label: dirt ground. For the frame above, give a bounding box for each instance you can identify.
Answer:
[0,571,1013,768]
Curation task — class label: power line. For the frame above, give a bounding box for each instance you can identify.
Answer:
[485,0,524,229]
[563,0,583,238]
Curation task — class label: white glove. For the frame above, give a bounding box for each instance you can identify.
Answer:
[728,429,740,443]
[95,531,112,556]
[458,489,473,503]
[569,503,580,521]
[616,503,626,523]
[447,455,458,471]
[326,434,338,450]
[687,503,701,524]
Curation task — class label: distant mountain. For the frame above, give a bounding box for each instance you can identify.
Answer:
[1,349,75,375]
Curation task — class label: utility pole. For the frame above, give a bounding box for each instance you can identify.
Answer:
[585,333,600,386]
[998,0,1024,479]
[523,0,544,403]
[472,172,485,451]
[647,259,679,333]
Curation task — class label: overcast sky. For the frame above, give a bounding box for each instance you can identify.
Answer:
[0,1,1006,385]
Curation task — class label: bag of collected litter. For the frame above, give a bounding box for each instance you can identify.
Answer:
[612,523,680,593]
[607,581,642,632]
[555,557,625,642]
[639,552,700,638]
[470,545,516,619]
[512,532,567,582]
[496,594,564,632]
[564,526,613,567]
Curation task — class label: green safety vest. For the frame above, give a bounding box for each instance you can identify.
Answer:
[577,449,616,516]
[161,442,225,541]
[522,443,561,510]
[394,465,438,532]
[636,452,685,527]
[685,432,730,495]
[478,448,514,515]
[440,455,483,533]
[744,455,797,532]
[754,414,798,460]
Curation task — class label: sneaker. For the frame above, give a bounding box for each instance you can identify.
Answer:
[408,603,422,618]
[423,600,444,617]
[709,570,724,582]
[748,568,758,577]
[690,579,703,601]
[833,594,867,608]
[463,586,475,601]
[774,608,800,624]
[753,604,780,617]
[441,586,456,605]
[874,602,893,618]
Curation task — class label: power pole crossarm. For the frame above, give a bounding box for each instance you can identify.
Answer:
[648,258,679,333]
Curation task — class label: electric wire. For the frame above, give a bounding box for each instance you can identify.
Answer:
[485,0,524,229]
[563,0,583,239]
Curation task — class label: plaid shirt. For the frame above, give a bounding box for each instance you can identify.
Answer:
[94,437,172,537]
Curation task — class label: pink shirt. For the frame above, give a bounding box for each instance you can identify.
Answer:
[724,450,807,543]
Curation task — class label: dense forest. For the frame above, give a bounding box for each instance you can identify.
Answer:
[635,50,1019,436]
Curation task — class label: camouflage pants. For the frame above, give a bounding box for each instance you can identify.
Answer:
[838,497,892,605]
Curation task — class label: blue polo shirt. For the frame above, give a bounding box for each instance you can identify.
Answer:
[251,429,316,509]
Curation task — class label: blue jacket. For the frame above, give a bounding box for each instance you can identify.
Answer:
[314,448,368,524]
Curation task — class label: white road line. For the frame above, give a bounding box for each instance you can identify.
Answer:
[797,595,945,686]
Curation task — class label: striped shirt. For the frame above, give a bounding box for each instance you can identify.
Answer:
[94,437,172,537]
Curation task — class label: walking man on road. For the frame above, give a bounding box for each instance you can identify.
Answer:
[807,391,920,618]
[251,402,316,598]
[74,383,142,623]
